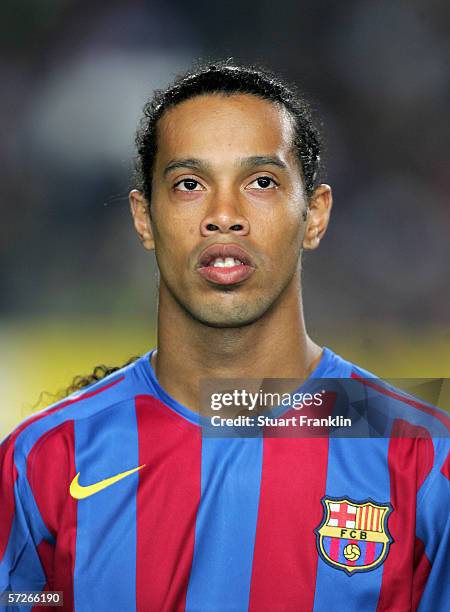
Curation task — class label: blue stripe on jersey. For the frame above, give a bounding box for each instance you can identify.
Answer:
[9,526,46,592]
[313,437,390,612]
[185,436,263,612]
[0,512,46,596]
[73,398,139,612]
[0,520,47,612]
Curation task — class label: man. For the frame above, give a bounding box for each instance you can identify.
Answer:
[0,63,448,611]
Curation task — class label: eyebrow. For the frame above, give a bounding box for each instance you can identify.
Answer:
[239,155,288,171]
[163,158,209,176]
[163,155,288,177]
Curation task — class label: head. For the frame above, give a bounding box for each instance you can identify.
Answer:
[130,61,332,328]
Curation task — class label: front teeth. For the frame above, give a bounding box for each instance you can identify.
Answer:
[212,257,242,268]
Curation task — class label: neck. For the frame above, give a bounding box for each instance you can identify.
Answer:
[153,277,322,412]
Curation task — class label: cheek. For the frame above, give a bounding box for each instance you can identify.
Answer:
[152,214,196,269]
[277,218,304,269]
[258,204,304,248]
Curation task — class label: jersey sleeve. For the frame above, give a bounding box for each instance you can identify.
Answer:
[0,433,47,593]
[415,440,450,611]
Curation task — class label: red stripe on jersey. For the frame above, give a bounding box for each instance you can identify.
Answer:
[351,372,450,432]
[248,438,329,612]
[376,420,432,611]
[412,536,432,611]
[364,541,376,565]
[329,537,340,561]
[441,451,450,481]
[27,420,78,611]
[0,438,18,562]
[135,396,201,612]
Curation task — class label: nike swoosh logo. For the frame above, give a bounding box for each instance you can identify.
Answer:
[70,465,146,500]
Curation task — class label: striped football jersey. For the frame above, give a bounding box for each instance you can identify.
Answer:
[0,347,449,611]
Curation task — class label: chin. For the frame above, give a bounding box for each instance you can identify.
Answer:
[195,316,257,329]
[188,300,270,329]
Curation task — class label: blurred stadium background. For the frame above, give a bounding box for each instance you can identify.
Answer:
[1,0,449,437]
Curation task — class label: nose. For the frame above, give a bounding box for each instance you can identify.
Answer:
[200,197,250,237]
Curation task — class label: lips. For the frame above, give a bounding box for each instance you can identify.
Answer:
[197,243,256,286]
[198,244,254,268]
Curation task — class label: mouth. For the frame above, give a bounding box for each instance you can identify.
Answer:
[197,243,256,286]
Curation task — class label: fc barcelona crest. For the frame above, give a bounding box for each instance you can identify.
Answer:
[314,496,393,576]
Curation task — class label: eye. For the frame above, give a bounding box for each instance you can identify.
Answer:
[174,178,204,192]
[247,176,278,190]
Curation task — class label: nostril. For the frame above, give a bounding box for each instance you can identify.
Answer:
[206,224,219,231]
[230,224,243,231]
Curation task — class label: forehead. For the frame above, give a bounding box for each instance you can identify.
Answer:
[155,93,295,164]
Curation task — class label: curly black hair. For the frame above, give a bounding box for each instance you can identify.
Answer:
[135,59,323,201]
[39,356,140,404]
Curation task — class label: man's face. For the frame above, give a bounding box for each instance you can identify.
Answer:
[136,94,320,328]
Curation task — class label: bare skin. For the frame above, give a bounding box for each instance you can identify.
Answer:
[129,93,332,412]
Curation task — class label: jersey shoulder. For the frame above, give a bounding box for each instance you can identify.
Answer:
[2,351,155,457]
[342,357,449,438]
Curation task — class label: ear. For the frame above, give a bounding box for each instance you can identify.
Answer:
[129,189,154,251]
[302,184,333,250]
